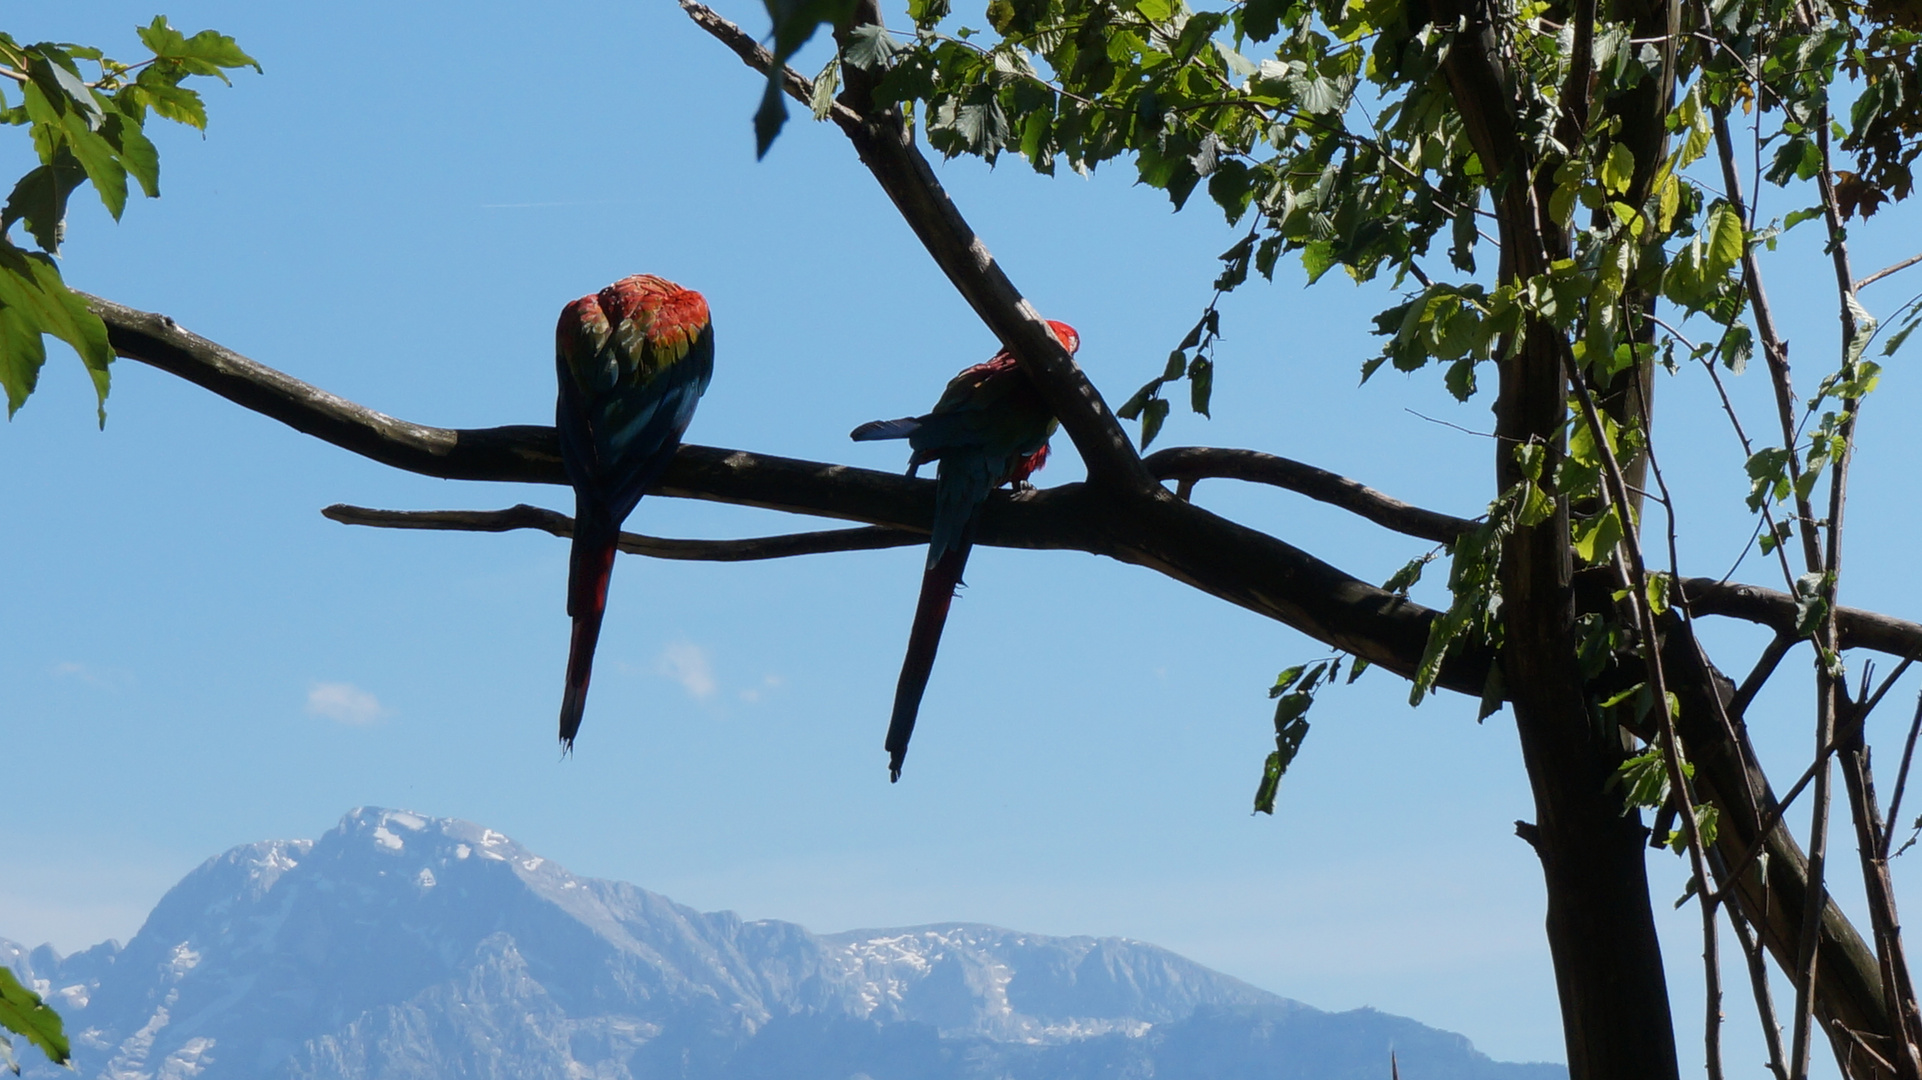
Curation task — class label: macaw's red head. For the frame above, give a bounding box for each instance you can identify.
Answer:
[1045,320,1080,356]
[556,295,610,361]
[599,274,711,376]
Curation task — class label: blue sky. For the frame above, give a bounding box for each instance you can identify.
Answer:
[6,2,1922,1072]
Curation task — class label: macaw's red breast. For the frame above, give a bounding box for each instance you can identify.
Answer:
[1045,320,1080,355]
[598,274,710,377]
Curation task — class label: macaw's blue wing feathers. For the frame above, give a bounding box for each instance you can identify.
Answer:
[853,319,1079,780]
[850,417,923,442]
[554,274,713,750]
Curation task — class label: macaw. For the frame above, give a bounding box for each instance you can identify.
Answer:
[850,320,1080,781]
[554,274,714,749]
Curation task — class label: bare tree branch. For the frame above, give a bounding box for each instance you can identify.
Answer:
[675,0,1153,493]
[1143,446,1474,543]
[1857,252,1922,292]
[322,503,924,561]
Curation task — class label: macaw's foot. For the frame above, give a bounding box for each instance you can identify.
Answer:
[1013,480,1037,496]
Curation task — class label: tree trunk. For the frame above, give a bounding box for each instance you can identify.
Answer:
[1499,320,1682,1080]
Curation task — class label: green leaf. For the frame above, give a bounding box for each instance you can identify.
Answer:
[61,110,128,220]
[0,241,113,421]
[1600,143,1635,195]
[809,56,841,121]
[103,112,160,198]
[130,76,207,130]
[136,17,262,80]
[1844,293,1879,368]
[1139,395,1170,447]
[0,967,69,1068]
[1477,662,1504,722]
[907,0,951,25]
[1793,571,1831,637]
[1645,572,1671,616]
[0,303,48,417]
[1188,355,1212,416]
[1704,201,1744,280]
[1571,507,1624,564]
[842,24,901,71]
[1612,745,1670,811]
[2,152,86,253]
[25,52,100,125]
[1253,708,1312,814]
[1783,206,1823,230]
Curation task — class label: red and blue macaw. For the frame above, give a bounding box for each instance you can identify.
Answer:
[554,274,714,749]
[851,321,1079,781]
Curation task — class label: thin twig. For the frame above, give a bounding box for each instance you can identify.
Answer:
[1857,252,1922,292]
[1881,691,1922,859]
[1721,849,1793,1080]
[321,504,925,560]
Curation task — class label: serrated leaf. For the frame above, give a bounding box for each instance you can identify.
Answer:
[0,242,112,420]
[131,77,207,129]
[62,110,128,220]
[0,968,69,1068]
[842,24,901,72]
[0,303,48,417]
[137,18,261,81]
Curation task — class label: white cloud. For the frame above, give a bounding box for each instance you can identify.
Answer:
[49,661,132,688]
[306,682,385,725]
[657,641,717,700]
[739,674,784,703]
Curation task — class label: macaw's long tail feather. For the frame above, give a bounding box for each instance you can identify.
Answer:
[851,417,922,441]
[885,539,973,782]
[560,505,621,751]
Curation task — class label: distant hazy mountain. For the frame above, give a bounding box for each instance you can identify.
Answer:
[2,808,1563,1080]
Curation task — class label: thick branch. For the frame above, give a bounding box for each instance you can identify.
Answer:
[322,503,924,561]
[677,0,1153,493]
[1683,578,1922,659]
[89,292,1481,693]
[95,290,1922,664]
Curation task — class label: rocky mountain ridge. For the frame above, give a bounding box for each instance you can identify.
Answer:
[2,808,1562,1079]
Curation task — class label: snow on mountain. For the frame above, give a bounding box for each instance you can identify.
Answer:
[3,808,1562,1080]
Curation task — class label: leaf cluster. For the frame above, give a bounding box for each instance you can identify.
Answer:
[0,19,256,421]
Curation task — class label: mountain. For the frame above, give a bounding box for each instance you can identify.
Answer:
[2,808,1562,1080]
